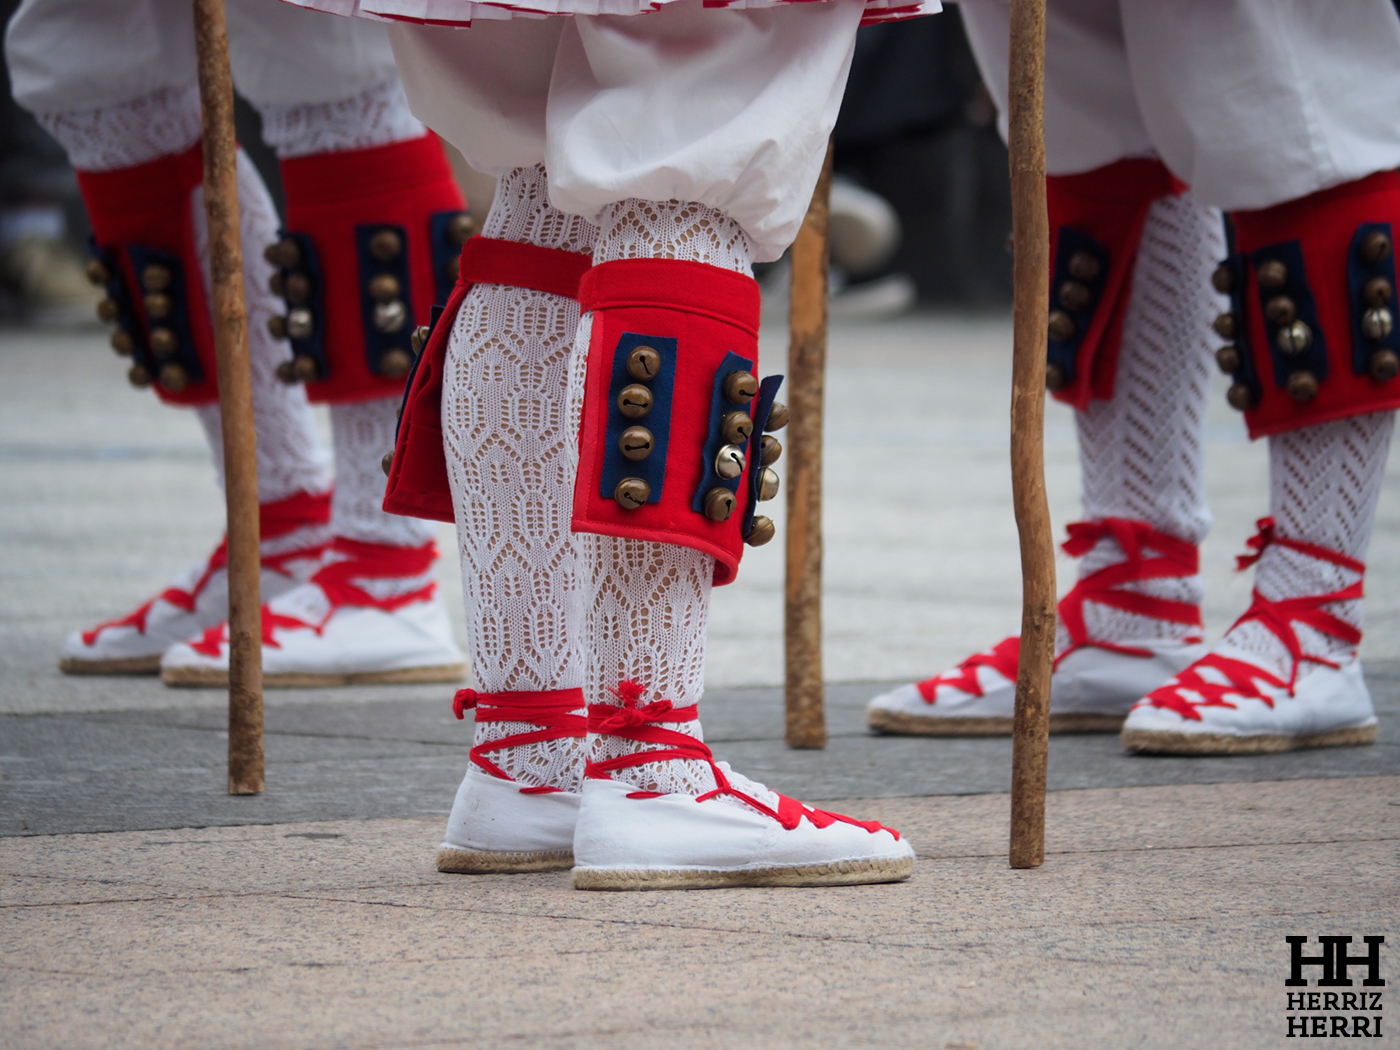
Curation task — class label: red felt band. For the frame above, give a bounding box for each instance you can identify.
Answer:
[278,134,464,404]
[381,237,593,523]
[1231,170,1400,438]
[1046,158,1184,410]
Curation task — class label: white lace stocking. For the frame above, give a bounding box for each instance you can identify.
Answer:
[1225,411,1395,681]
[576,200,756,797]
[330,397,435,551]
[444,165,596,791]
[1059,192,1224,654]
[254,77,425,158]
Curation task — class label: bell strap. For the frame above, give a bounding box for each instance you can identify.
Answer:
[453,687,587,793]
[1054,518,1203,667]
[585,681,896,837]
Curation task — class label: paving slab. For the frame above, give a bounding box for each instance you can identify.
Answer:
[2,778,1395,1050]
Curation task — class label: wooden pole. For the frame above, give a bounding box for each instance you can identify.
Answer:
[784,141,834,750]
[1006,0,1053,868]
[193,0,264,796]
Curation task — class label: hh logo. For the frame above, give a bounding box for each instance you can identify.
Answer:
[1287,936,1386,987]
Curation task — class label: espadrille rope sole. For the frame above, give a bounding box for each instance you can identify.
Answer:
[572,854,915,890]
[867,709,1123,736]
[60,654,163,676]
[161,662,466,688]
[1121,722,1377,755]
[436,846,574,874]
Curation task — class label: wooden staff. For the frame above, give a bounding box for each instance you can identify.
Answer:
[1006,0,1053,868]
[784,142,834,750]
[193,0,265,796]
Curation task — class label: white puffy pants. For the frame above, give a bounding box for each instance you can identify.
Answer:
[389,0,866,261]
[5,0,398,112]
[957,0,1400,211]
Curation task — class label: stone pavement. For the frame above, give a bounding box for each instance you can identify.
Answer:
[3,319,1399,1048]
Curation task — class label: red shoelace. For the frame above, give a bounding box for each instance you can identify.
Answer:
[1141,517,1364,720]
[453,687,587,795]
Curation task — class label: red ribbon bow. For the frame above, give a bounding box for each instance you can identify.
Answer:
[452,688,478,720]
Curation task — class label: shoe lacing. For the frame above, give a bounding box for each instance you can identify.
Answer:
[452,687,587,795]
[1138,517,1364,720]
[587,681,896,837]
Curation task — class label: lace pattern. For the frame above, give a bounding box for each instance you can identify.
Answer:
[255,77,425,159]
[579,201,755,796]
[329,398,434,549]
[1060,192,1224,653]
[444,165,596,791]
[193,153,334,509]
[36,85,203,171]
[1225,411,1395,678]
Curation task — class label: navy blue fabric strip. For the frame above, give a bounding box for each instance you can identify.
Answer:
[277,229,328,378]
[690,350,755,514]
[1348,222,1400,373]
[1047,227,1109,384]
[355,223,415,375]
[1251,240,1328,387]
[126,244,203,384]
[1220,252,1260,400]
[90,238,150,368]
[742,374,784,539]
[600,332,677,503]
[429,211,461,305]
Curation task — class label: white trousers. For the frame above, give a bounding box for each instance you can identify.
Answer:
[957,0,1400,211]
[389,0,866,261]
[5,0,398,112]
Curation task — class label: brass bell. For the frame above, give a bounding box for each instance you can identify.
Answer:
[96,297,121,323]
[1211,264,1236,295]
[1045,361,1067,392]
[144,293,172,320]
[1215,346,1242,375]
[276,359,299,384]
[410,325,430,356]
[764,402,789,431]
[1362,276,1393,307]
[615,477,651,510]
[264,238,301,269]
[1067,251,1101,282]
[149,327,178,357]
[617,384,653,418]
[85,258,110,286]
[702,487,735,522]
[722,370,758,403]
[714,443,745,480]
[1058,280,1093,312]
[373,299,407,333]
[1287,370,1319,401]
[1370,349,1400,383]
[293,354,320,382]
[141,264,172,293]
[127,363,153,389]
[1264,296,1296,326]
[268,315,288,340]
[1276,320,1312,356]
[110,330,135,357]
[757,466,779,502]
[369,273,400,303]
[447,212,477,244]
[618,425,654,461]
[158,362,190,392]
[1047,310,1076,342]
[1212,313,1237,340]
[269,272,285,297]
[369,228,403,262]
[381,451,394,477]
[626,345,661,382]
[287,308,316,341]
[746,515,775,547]
[1361,307,1394,342]
[1226,382,1255,411]
[1360,230,1392,265]
[379,348,413,378]
[720,411,752,445]
[759,434,782,466]
[284,272,312,305]
[1256,259,1288,290]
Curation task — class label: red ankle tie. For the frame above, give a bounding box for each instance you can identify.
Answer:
[454,687,587,794]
